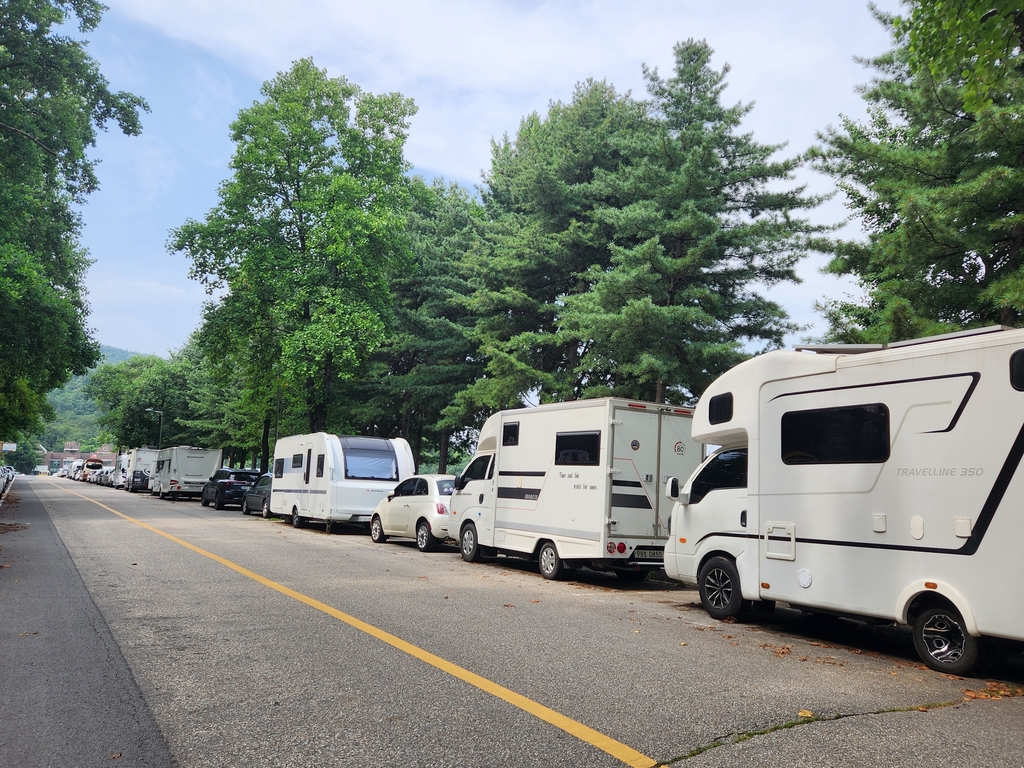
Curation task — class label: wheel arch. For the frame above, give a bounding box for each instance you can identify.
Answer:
[898,581,979,636]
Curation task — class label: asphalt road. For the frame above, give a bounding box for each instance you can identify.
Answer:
[2,476,1023,767]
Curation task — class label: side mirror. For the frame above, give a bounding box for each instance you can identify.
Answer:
[454,474,467,491]
[665,477,679,500]
[387,493,394,501]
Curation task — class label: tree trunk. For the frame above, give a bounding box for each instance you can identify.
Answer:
[655,378,666,404]
[261,414,271,474]
[437,427,450,474]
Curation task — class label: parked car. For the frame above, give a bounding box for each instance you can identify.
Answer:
[241,473,274,517]
[201,468,261,509]
[370,474,455,552]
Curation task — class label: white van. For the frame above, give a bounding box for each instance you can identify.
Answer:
[150,446,223,500]
[126,447,159,493]
[663,326,1024,674]
[449,398,703,580]
[271,433,415,529]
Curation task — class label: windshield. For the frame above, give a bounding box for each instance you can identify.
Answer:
[344,450,398,481]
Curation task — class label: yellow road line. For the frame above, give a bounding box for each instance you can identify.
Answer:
[47,482,658,768]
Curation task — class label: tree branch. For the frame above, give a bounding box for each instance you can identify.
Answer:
[0,119,58,155]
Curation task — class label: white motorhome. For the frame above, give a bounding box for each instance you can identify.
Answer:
[150,446,223,500]
[663,326,1024,674]
[449,398,703,580]
[112,452,129,488]
[271,433,415,529]
[126,447,159,493]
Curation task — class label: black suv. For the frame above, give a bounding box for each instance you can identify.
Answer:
[201,468,261,510]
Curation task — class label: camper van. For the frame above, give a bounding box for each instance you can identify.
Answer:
[150,446,223,500]
[663,326,1024,674]
[449,398,703,580]
[271,433,415,528]
[126,447,159,493]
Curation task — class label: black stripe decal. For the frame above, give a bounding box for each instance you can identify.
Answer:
[497,487,541,501]
[611,493,652,509]
[498,470,547,477]
[612,480,644,488]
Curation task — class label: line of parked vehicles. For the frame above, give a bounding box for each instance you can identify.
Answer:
[58,325,1024,676]
[1,465,16,494]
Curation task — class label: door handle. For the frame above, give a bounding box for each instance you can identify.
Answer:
[479,493,484,504]
[740,510,747,528]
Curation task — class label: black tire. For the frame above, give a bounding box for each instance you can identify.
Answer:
[291,508,304,528]
[201,491,210,507]
[242,498,251,515]
[370,516,387,543]
[214,491,225,510]
[460,523,481,563]
[698,556,751,620]
[538,541,564,580]
[615,569,649,583]
[159,489,167,500]
[913,606,980,675]
[261,499,271,519]
[416,520,439,552]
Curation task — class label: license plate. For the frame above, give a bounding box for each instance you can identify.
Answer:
[632,547,664,562]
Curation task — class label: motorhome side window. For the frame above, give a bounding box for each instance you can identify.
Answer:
[462,455,493,482]
[1011,349,1024,391]
[554,431,600,466]
[315,454,325,478]
[502,422,520,446]
[708,393,733,424]
[690,449,747,504]
[274,458,284,478]
[781,404,890,464]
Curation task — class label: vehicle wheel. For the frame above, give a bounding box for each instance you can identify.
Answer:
[538,541,564,580]
[370,516,387,543]
[615,569,648,583]
[159,489,167,500]
[416,520,439,552]
[201,492,210,507]
[261,500,271,519]
[242,499,251,515]
[698,556,751,620]
[913,606,980,675]
[214,491,225,510]
[460,523,481,563]
[291,508,304,528]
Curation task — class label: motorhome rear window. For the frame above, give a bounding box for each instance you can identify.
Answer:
[344,450,398,481]
[1011,349,1024,391]
[502,423,520,446]
[554,431,601,466]
[315,454,325,478]
[291,454,303,468]
[781,404,890,464]
[708,393,733,424]
[274,458,284,478]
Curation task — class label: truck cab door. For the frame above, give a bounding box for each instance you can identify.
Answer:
[450,454,496,545]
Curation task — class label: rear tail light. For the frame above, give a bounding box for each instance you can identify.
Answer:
[436,502,448,515]
[616,542,627,554]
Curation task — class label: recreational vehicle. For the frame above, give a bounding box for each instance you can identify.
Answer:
[663,326,1024,674]
[126,447,159,493]
[150,446,223,500]
[449,398,703,580]
[271,433,415,528]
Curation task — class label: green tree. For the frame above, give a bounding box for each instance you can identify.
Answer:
[812,15,1024,342]
[563,40,819,403]
[0,0,148,438]
[172,59,416,434]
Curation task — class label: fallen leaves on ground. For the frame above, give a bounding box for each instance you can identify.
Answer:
[761,643,792,658]
[963,681,1024,700]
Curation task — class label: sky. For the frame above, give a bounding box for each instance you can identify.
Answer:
[78,0,903,357]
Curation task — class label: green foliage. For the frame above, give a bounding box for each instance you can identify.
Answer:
[171,58,416,434]
[898,1,1024,112]
[812,14,1024,342]
[0,0,148,439]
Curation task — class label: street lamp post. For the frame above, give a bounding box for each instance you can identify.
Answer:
[145,408,164,450]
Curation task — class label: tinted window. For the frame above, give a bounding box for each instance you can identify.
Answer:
[708,393,733,424]
[436,479,454,496]
[345,450,398,481]
[1012,349,1024,391]
[782,404,890,464]
[555,432,600,466]
[393,478,418,496]
[316,453,325,478]
[502,423,519,446]
[462,455,493,482]
[274,458,285,478]
[257,476,271,488]
[291,454,303,468]
[230,472,258,482]
[690,449,748,504]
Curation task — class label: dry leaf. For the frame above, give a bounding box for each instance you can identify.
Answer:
[798,710,813,718]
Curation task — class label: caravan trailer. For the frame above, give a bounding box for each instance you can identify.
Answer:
[449,398,703,580]
[271,433,415,528]
[150,446,223,500]
[126,447,159,492]
[663,326,1024,674]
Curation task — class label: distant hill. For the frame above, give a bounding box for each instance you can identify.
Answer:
[39,345,143,451]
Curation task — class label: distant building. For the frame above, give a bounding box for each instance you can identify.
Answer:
[46,442,115,474]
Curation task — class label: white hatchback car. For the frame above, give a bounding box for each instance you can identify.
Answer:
[370,474,455,552]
